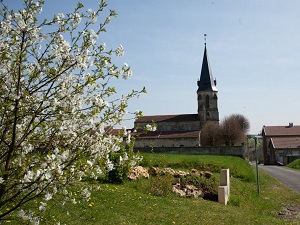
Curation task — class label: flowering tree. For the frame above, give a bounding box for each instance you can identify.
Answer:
[0,0,145,223]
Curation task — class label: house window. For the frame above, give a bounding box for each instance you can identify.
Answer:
[206,95,209,108]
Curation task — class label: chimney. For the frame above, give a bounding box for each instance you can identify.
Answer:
[289,122,294,127]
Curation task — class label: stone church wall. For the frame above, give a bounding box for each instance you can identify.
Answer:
[134,137,200,148]
[136,121,200,131]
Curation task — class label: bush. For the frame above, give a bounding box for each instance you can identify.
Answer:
[180,174,218,196]
[107,138,136,183]
[149,174,174,197]
[287,159,300,170]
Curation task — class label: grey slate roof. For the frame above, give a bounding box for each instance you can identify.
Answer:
[197,45,217,92]
[135,114,199,123]
[132,130,200,139]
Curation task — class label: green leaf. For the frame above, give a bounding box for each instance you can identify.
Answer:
[77,2,84,8]
[1,52,10,60]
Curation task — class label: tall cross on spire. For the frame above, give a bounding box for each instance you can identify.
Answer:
[204,34,207,46]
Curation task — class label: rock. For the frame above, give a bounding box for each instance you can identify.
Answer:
[172,177,181,185]
[160,168,175,176]
[204,171,212,178]
[128,166,149,180]
[148,166,160,176]
[172,185,186,197]
[174,170,188,177]
[172,184,202,198]
[189,169,199,175]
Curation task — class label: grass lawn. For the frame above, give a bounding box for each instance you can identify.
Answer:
[287,159,300,171]
[6,154,300,225]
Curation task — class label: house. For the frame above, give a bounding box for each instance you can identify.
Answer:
[269,137,300,165]
[133,43,219,147]
[262,123,300,165]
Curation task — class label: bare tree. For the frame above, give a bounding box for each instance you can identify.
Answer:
[200,122,221,146]
[219,114,250,146]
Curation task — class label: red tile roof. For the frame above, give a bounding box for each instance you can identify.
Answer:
[263,125,300,136]
[135,114,199,123]
[270,137,300,149]
[132,130,200,139]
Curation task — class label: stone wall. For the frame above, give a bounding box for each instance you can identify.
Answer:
[134,146,245,158]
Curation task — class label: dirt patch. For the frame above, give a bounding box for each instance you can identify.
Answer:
[278,206,300,220]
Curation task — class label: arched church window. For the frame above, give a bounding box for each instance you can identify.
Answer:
[206,95,209,108]
[206,112,210,119]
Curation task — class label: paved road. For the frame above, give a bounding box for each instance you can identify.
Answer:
[258,165,300,194]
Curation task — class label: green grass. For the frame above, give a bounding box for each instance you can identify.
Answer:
[5,154,300,225]
[287,159,300,170]
[140,153,255,181]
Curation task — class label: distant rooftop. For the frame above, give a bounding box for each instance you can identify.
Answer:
[263,124,300,136]
[270,137,300,149]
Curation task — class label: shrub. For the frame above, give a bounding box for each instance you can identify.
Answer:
[107,138,138,183]
[149,174,174,197]
[287,159,300,170]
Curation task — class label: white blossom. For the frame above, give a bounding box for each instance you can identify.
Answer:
[100,42,106,52]
[115,45,124,56]
[18,210,29,221]
[145,124,157,131]
[38,202,47,211]
[45,193,53,201]
[81,188,91,199]
[56,13,65,20]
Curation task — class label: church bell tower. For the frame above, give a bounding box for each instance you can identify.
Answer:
[197,42,219,128]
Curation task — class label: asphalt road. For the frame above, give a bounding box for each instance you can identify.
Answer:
[257,165,300,194]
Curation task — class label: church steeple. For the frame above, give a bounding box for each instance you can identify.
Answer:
[197,40,219,128]
[197,45,217,92]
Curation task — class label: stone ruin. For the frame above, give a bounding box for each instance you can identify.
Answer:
[128,166,217,200]
[128,166,230,204]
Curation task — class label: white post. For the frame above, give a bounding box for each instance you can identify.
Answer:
[218,169,230,205]
[220,169,230,195]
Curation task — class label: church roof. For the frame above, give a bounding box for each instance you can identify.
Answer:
[132,130,200,139]
[135,114,199,123]
[197,45,217,92]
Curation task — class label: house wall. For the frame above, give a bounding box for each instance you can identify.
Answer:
[263,133,300,165]
[275,149,300,165]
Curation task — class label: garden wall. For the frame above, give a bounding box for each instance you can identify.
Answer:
[134,146,245,158]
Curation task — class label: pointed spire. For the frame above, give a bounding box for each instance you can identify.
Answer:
[197,39,217,92]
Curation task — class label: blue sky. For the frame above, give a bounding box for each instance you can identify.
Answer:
[6,0,300,134]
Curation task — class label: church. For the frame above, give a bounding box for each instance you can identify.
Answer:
[132,43,219,148]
